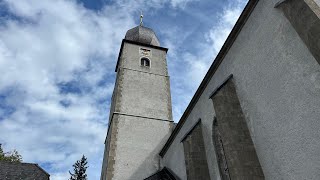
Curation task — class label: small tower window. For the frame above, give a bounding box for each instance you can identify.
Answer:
[141,57,150,67]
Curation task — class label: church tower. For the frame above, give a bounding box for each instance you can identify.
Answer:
[100,22,174,180]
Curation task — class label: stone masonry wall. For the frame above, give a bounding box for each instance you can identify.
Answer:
[182,122,210,180]
[276,0,320,64]
[211,78,264,180]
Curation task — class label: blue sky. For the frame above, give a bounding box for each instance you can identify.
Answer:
[0,0,247,179]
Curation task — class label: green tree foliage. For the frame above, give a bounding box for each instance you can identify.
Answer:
[69,155,88,180]
[0,144,23,162]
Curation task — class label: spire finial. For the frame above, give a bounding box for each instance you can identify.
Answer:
[140,10,143,26]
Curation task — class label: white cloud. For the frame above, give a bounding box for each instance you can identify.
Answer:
[0,0,246,179]
[207,3,245,53]
[168,0,247,121]
[0,0,134,179]
[170,0,199,8]
[0,0,201,178]
[186,0,246,87]
[50,172,70,180]
[110,0,197,13]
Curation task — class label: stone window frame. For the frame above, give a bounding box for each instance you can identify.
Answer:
[140,57,151,67]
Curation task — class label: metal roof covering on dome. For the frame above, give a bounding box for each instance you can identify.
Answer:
[125,25,160,46]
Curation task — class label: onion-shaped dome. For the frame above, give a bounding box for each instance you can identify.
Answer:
[125,25,160,46]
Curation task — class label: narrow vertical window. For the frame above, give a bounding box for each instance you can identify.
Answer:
[141,57,150,67]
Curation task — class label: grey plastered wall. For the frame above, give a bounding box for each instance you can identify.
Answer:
[119,43,172,120]
[101,40,174,179]
[162,0,320,179]
[100,118,112,180]
[120,43,169,76]
[100,66,123,180]
[112,115,172,180]
[119,68,172,120]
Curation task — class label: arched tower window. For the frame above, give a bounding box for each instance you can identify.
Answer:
[141,57,150,67]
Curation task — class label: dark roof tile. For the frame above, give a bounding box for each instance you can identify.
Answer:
[0,162,50,180]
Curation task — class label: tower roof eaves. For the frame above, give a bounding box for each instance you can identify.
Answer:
[115,39,168,72]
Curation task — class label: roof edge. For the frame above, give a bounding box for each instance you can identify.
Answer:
[34,164,50,177]
[159,0,260,157]
[115,39,168,72]
[0,162,50,177]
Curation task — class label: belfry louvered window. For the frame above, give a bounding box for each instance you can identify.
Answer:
[141,57,150,67]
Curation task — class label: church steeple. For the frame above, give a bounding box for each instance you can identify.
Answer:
[123,12,160,46]
[100,22,173,180]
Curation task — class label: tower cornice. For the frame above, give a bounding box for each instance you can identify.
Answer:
[115,39,168,72]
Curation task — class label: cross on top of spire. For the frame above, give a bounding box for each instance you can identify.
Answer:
[140,11,143,26]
